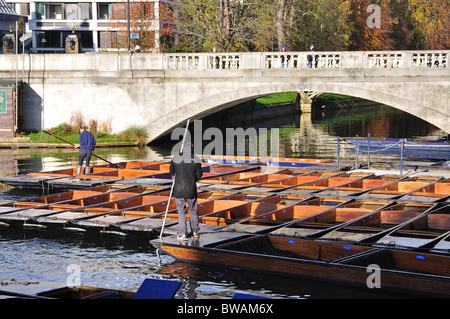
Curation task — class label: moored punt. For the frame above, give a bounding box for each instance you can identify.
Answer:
[0,277,182,299]
[115,164,263,187]
[221,197,349,234]
[72,191,250,231]
[270,200,393,238]
[46,168,173,189]
[0,187,170,226]
[355,175,444,200]
[396,178,450,203]
[278,172,374,196]
[0,185,156,223]
[311,174,406,198]
[202,171,347,193]
[0,161,168,188]
[374,204,450,249]
[201,155,335,167]
[319,202,439,243]
[115,193,295,234]
[32,191,177,227]
[151,233,450,297]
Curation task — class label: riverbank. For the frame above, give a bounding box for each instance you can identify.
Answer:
[0,137,139,148]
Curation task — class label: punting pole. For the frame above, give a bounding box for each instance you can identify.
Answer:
[42,130,119,168]
[159,119,190,240]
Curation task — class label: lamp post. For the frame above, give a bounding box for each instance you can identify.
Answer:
[127,0,130,51]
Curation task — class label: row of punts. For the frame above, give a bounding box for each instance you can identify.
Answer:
[1,157,450,297]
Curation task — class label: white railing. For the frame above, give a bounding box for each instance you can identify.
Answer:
[412,52,447,68]
[0,50,447,72]
[163,51,448,70]
[367,53,404,68]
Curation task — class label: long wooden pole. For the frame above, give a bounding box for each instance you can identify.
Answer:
[159,119,190,240]
[43,130,119,168]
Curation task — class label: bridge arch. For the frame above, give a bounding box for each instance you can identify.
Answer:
[148,80,449,142]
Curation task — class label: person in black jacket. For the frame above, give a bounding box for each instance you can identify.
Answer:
[169,144,203,241]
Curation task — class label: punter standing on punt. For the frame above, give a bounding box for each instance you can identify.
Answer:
[170,143,203,241]
[75,125,96,175]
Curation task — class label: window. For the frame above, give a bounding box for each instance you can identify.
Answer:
[98,3,111,20]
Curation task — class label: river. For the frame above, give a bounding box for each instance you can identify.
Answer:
[0,101,446,299]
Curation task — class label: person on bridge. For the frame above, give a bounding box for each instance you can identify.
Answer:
[281,46,291,68]
[74,125,96,175]
[170,143,203,241]
[307,44,315,68]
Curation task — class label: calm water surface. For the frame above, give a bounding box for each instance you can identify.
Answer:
[0,102,445,299]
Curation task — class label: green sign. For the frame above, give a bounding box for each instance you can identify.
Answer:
[0,91,6,114]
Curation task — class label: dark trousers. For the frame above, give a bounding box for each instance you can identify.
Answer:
[175,197,199,236]
[78,149,92,167]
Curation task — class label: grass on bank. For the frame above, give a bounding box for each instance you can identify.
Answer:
[26,123,148,145]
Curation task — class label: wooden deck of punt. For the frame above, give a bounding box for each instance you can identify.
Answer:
[151,233,450,297]
[374,204,450,249]
[0,161,167,188]
[354,175,444,200]
[270,200,396,238]
[319,202,439,244]
[112,193,306,234]
[278,172,375,196]
[396,178,450,203]
[221,197,351,234]
[0,185,169,223]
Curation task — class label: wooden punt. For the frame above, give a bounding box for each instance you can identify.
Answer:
[17,188,172,226]
[374,204,450,249]
[0,277,182,299]
[221,197,350,234]
[201,155,334,167]
[116,164,263,187]
[114,193,299,234]
[396,178,450,203]
[151,233,450,297]
[311,174,406,198]
[320,202,438,243]
[45,168,173,189]
[73,191,251,231]
[197,170,291,187]
[0,161,167,188]
[355,175,443,200]
[270,200,394,238]
[0,185,157,222]
[201,171,346,193]
[278,172,374,196]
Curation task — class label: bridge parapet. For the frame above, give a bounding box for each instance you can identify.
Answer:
[0,50,447,74]
[164,50,448,70]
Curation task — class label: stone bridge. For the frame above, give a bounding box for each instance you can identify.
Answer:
[0,50,448,142]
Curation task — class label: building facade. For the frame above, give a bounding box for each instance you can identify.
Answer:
[6,0,168,53]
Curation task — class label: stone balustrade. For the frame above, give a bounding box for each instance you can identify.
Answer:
[0,50,447,74]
